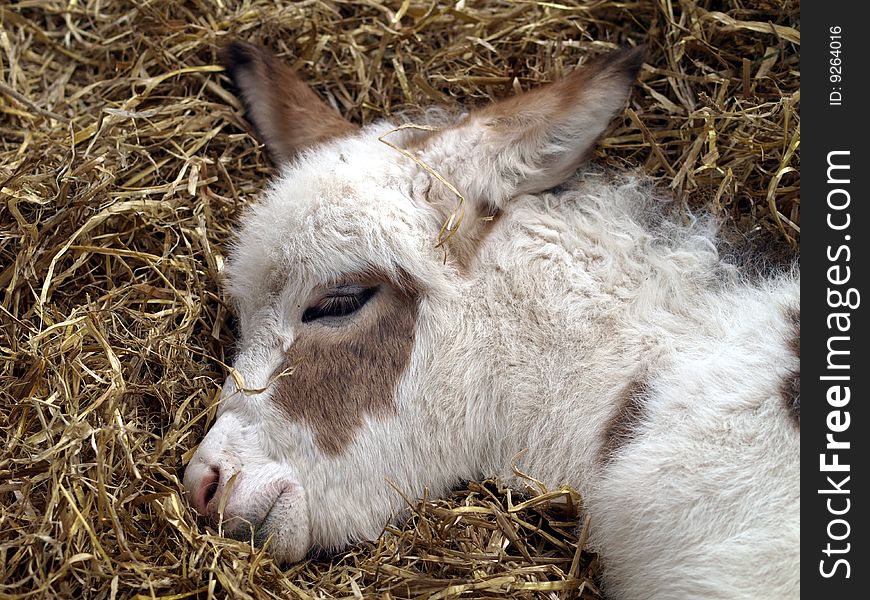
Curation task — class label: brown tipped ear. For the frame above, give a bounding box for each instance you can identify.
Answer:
[221,41,357,164]
[419,46,645,209]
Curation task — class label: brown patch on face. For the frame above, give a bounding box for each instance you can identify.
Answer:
[222,41,357,164]
[782,306,800,428]
[271,274,419,456]
[599,375,650,466]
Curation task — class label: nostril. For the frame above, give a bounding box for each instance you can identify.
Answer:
[204,475,219,506]
[196,466,221,515]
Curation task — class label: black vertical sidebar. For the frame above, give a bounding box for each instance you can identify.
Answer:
[802,3,868,597]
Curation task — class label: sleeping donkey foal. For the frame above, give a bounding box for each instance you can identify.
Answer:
[184,42,799,599]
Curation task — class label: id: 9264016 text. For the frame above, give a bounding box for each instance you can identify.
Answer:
[829,26,843,106]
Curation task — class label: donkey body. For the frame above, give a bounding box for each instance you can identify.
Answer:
[184,42,800,599]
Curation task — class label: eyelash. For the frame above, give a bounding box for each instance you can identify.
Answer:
[301,287,378,323]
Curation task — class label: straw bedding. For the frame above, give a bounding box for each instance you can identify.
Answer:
[0,1,798,598]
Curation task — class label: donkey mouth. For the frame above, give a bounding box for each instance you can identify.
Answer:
[249,487,288,544]
[244,480,311,563]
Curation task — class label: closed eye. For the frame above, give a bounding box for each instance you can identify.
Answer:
[301,286,379,323]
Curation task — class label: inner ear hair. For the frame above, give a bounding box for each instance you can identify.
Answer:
[220,41,357,164]
[414,46,644,271]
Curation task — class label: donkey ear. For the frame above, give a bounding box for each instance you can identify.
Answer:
[420,46,644,207]
[221,41,357,164]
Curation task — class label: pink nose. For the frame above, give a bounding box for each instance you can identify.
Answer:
[185,462,221,516]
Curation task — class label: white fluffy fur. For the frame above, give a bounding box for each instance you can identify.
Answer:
[184,62,799,599]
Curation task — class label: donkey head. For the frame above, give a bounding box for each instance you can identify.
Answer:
[183,41,642,561]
